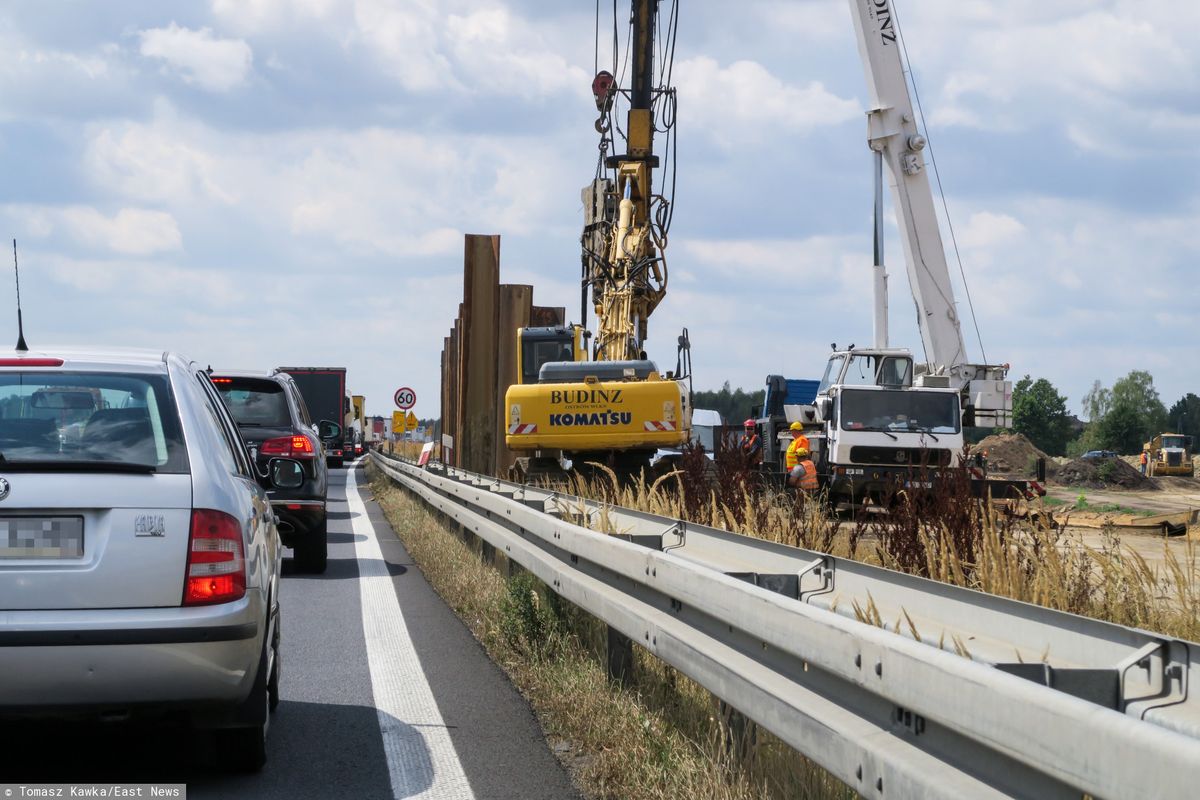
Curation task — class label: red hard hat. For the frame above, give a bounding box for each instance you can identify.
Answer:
[744,419,755,427]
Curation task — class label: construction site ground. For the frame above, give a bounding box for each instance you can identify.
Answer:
[1044,476,1200,515]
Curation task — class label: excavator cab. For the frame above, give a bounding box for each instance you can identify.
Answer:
[516,325,587,385]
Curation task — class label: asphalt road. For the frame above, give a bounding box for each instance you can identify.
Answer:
[1,460,581,800]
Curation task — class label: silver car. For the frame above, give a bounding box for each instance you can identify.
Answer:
[0,349,301,771]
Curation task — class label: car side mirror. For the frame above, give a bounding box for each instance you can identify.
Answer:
[317,420,341,440]
[269,458,305,489]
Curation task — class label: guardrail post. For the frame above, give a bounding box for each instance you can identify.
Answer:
[606,627,634,687]
[718,700,758,765]
[480,538,496,566]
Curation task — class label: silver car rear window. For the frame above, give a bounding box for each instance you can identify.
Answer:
[0,372,188,473]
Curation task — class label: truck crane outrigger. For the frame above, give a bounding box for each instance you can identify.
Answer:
[504,0,692,482]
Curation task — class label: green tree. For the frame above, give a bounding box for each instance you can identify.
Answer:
[1110,370,1168,433]
[1167,393,1200,440]
[691,381,765,425]
[1082,371,1168,454]
[1097,402,1146,454]
[1081,379,1110,421]
[1011,375,1072,456]
[1066,427,1102,458]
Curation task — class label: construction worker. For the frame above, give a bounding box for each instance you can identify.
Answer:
[787,447,818,493]
[784,421,809,472]
[1139,449,1149,476]
[739,419,762,464]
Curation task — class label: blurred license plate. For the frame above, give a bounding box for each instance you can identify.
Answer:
[904,480,933,489]
[0,517,84,559]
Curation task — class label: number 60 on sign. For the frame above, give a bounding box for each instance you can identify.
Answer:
[394,387,416,410]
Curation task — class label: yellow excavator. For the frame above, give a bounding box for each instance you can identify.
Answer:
[505,0,692,481]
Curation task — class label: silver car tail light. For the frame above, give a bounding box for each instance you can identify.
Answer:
[182,509,246,606]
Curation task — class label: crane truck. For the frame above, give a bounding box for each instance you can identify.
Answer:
[504,0,692,481]
[759,0,1041,507]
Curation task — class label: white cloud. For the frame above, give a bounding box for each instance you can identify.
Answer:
[214,0,599,100]
[61,208,182,255]
[2,205,182,256]
[958,212,1025,250]
[138,23,253,92]
[897,2,1200,149]
[351,0,451,92]
[85,113,237,205]
[674,56,860,145]
[45,256,237,303]
[211,0,340,32]
[80,110,580,263]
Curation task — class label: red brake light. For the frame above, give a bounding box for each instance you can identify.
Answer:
[183,509,245,606]
[260,435,314,459]
[260,437,290,456]
[211,377,233,384]
[0,358,63,367]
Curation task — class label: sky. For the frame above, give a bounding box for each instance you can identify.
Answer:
[0,0,1195,421]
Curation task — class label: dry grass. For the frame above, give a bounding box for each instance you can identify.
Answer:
[565,449,1200,642]
[379,440,430,461]
[367,461,851,800]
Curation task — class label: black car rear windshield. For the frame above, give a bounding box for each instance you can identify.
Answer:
[0,371,188,472]
[213,377,291,428]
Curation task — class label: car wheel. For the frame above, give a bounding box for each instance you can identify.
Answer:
[218,638,270,773]
[296,521,328,574]
[268,610,281,713]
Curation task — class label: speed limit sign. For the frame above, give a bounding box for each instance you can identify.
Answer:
[394,387,416,410]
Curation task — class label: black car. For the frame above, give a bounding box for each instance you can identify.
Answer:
[212,370,341,573]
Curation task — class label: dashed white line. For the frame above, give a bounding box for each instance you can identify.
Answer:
[346,464,475,800]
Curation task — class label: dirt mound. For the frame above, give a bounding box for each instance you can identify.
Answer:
[1055,456,1158,491]
[970,433,1056,478]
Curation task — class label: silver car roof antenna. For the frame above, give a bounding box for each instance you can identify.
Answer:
[12,239,28,352]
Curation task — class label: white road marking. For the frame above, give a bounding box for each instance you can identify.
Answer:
[346,464,475,800]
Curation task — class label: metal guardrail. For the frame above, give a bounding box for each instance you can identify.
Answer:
[369,451,1200,799]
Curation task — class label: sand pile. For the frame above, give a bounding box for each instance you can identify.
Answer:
[970,433,1056,478]
[1055,456,1158,491]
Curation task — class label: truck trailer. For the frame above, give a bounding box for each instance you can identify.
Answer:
[279,367,349,468]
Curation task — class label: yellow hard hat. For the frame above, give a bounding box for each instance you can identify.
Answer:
[796,448,809,457]
[789,421,804,431]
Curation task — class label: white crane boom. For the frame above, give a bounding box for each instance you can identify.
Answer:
[845,0,1011,426]
[847,0,967,372]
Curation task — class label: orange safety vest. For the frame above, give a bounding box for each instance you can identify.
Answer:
[785,436,810,469]
[797,459,818,490]
[1140,451,1148,465]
